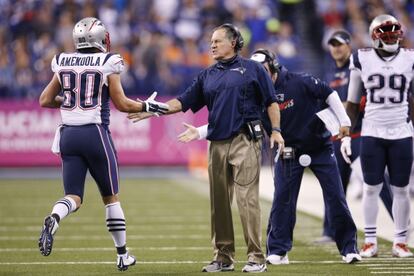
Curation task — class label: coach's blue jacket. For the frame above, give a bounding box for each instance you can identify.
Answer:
[177,55,277,141]
[263,67,334,152]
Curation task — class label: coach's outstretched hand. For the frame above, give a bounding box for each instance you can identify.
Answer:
[178,123,201,143]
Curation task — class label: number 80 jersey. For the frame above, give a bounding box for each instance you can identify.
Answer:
[349,48,414,139]
[51,52,124,126]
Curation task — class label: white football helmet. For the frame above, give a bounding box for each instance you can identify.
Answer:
[369,14,403,53]
[73,17,110,53]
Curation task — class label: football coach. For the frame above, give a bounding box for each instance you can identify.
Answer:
[128,23,284,273]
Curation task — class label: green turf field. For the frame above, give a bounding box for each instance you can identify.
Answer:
[0,177,411,275]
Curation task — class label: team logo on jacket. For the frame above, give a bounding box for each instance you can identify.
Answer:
[278,99,294,111]
[230,67,246,75]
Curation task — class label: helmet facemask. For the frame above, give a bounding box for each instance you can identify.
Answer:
[372,20,403,53]
[104,31,111,53]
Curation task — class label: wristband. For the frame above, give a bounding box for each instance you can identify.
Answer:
[272,127,281,133]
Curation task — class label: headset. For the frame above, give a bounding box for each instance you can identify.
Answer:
[251,48,280,74]
[219,23,244,52]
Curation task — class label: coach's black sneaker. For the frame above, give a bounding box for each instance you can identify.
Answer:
[117,252,136,271]
[38,216,59,256]
[202,261,234,272]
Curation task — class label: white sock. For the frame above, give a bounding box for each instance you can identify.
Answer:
[391,185,410,245]
[51,196,77,222]
[106,202,126,248]
[362,182,383,244]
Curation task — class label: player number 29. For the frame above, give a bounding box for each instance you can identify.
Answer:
[368,74,407,104]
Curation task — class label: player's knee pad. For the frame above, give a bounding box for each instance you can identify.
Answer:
[363,182,383,196]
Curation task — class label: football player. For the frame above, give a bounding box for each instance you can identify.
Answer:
[343,14,414,258]
[37,17,167,270]
[319,30,394,244]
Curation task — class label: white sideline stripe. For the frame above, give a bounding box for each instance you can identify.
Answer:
[0,224,209,232]
[370,272,414,274]
[355,258,414,262]
[0,260,343,266]
[0,247,215,252]
[0,261,211,265]
[1,216,208,223]
[2,260,414,266]
[0,234,220,241]
[371,268,414,270]
[359,264,414,267]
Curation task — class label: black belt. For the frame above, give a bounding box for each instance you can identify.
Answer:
[238,126,249,134]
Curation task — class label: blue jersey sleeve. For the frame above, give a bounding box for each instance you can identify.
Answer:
[302,74,334,101]
[177,73,206,113]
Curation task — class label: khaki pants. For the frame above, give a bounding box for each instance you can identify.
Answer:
[208,133,265,264]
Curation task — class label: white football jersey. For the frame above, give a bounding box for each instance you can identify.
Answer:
[51,52,124,126]
[349,48,414,139]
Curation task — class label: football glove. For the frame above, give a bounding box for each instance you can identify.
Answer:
[142,92,169,115]
[340,136,352,164]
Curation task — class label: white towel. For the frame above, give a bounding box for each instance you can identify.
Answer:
[316,107,340,136]
[51,125,62,155]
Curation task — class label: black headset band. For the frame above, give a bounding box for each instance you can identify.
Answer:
[253,49,278,73]
[218,23,244,51]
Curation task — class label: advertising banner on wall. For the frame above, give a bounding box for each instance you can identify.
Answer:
[0,100,208,166]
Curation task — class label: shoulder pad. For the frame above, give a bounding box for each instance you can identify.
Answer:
[105,53,124,74]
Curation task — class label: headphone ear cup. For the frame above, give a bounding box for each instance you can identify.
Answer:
[271,60,277,73]
[237,35,244,51]
[222,23,243,51]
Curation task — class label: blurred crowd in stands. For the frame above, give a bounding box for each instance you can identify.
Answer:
[1,0,414,100]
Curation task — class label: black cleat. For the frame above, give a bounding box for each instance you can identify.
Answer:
[117,252,136,271]
[38,216,58,256]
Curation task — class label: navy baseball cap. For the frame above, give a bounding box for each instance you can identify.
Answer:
[328,30,351,45]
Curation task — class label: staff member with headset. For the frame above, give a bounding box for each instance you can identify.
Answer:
[255,49,360,265]
[177,48,361,265]
[128,24,284,273]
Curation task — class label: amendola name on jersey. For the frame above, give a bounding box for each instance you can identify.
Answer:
[51,52,124,126]
[349,48,414,139]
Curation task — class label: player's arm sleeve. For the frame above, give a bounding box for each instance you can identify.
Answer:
[347,53,363,104]
[177,73,206,113]
[197,124,208,140]
[51,54,59,73]
[325,91,351,127]
[347,70,363,103]
[50,54,62,86]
